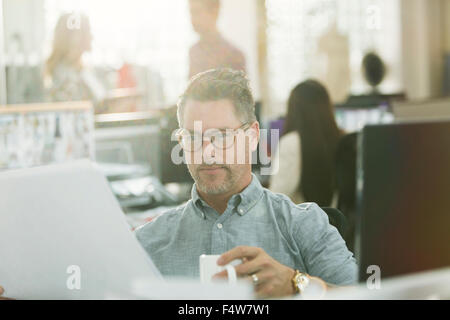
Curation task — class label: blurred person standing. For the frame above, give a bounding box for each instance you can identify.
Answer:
[316,20,351,104]
[188,0,246,78]
[269,80,344,207]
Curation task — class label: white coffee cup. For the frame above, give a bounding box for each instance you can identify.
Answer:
[199,254,241,284]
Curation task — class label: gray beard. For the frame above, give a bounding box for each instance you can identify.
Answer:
[189,166,239,195]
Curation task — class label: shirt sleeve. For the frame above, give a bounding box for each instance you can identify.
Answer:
[293,203,358,285]
[269,132,302,199]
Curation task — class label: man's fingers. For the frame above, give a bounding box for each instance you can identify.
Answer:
[217,246,261,266]
[212,269,228,279]
[234,257,264,276]
[214,258,264,279]
[0,286,4,295]
[245,270,273,287]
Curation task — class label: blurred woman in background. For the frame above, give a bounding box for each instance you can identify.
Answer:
[269,80,344,207]
[45,13,139,113]
[45,13,100,102]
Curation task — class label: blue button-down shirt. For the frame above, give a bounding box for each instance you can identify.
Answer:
[135,174,358,285]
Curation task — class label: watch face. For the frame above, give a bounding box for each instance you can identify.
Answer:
[299,275,310,285]
[295,273,310,293]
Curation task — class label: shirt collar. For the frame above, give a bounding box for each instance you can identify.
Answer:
[191,173,264,218]
[191,184,206,219]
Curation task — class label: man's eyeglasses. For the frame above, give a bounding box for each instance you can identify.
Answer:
[176,122,252,152]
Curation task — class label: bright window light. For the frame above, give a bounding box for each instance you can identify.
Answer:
[44,0,196,104]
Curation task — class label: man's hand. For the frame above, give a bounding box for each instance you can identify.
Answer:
[0,286,8,300]
[0,286,14,300]
[213,246,296,298]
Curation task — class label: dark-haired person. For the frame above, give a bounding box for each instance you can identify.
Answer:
[342,52,392,108]
[188,0,246,78]
[362,52,386,93]
[269,80,344,207]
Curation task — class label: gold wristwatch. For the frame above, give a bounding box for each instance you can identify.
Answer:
[291,270,310,295]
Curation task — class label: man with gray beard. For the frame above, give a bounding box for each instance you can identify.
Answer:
[134,68,357,298]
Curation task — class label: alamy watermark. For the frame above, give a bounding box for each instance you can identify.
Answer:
[366,265,381,290]
[66,13,81,30]
[366,5,381,31]
[66,265,81,290]
[170,121,280,176]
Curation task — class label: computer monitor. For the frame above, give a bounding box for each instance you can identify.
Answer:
[335,104,394,132]
[356,121,450,282]
[267,117,285,157]
[157,106,193,184]
[94,111,161,169]
[392,98,450,122]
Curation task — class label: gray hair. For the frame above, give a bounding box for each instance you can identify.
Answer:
[177,68,256,127]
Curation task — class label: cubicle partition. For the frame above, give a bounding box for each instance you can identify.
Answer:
[392,97,450,122]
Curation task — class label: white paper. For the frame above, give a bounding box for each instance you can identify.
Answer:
[110,277,253,300]
[0,160,162,299]
[321,267,450,300]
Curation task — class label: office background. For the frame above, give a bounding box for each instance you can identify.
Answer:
[1,0,450,290]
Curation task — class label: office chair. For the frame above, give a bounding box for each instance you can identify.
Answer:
[320,207,351,250]
[335,132,358,253]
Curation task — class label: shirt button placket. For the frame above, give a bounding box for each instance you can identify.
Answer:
[211,207,230,254]
[211,220,224,254]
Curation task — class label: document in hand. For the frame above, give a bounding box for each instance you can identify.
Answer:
[0,160,162,299]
